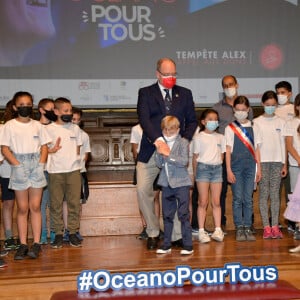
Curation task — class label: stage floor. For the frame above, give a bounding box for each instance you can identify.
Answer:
[1,230,300,299]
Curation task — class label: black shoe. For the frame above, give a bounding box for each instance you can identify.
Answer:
[4,237,17,250]
[0,258,7,268]
[69,233,82,247]
[171,239,183,248]
[27,243,41,259]
[147,237,159,250]
[137,227,148,240]
[51,234,63,249]
[14,244,29,260]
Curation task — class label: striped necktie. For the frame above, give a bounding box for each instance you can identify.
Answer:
[164,89,172,114]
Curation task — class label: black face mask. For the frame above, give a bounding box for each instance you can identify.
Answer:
[17,106,33,118]
[61,114,73,123]
[44,110,57,122]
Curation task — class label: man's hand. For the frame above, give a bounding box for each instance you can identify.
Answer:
[154,139,170,156]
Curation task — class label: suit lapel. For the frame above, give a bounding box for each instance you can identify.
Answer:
[153,82,166,113]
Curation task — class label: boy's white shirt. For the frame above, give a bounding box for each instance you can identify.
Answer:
[45,122,82,173]
[283,117,300,166]
[79,128,91,172]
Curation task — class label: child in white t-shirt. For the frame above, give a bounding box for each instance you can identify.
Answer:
[0,91,50,260]
[46,98,82,249]
[253,90,286,239]
[62,107,91,242]
[192,108,226,244]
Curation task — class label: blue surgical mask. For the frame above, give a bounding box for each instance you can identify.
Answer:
[264,106,276,115]
[205,121,219,131]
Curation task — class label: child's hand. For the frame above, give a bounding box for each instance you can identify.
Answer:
[227,170,236,183]
[49,137,62,153]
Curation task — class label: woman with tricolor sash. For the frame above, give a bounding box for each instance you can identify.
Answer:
[225,96,261,242]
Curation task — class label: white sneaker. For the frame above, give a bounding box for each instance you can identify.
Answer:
[180,249,194,255]
[211,228,224,242]
[289,245,300,253]
[199,230,211,243]
[156,247,171,254]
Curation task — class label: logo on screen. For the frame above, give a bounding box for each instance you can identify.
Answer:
[82,5,166,48]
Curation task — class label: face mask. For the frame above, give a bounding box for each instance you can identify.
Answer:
[61,114,73,123]
[224,87,236,98]
[17,106,32,118]
[73,120,84,129]
[264,106,276,115]
[205,121,219,131]
[163,134,178,142]
[161,76,176,89]
[277,94,288,105]
[234,110,248,121]
[44,110,57,122]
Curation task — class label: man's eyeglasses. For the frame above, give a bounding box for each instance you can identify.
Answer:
[158,70,178,78]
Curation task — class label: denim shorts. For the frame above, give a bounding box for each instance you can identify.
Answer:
[9,153,47,190]
[195,162,223,183]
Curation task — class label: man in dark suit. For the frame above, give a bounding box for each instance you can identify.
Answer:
[137,57,198,250]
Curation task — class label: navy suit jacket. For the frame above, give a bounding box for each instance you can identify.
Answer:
[137,82,198,163]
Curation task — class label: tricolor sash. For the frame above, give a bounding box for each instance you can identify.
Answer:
[229,120,257,162]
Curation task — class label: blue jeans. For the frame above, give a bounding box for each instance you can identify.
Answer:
[231,158,256,227]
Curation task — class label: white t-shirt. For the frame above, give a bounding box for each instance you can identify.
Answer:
[283,117,300,167]
[275,103,294,121]
[0,118,51,154]
[253,115,286,163]
[193,131,226,165]
[225,120,259,151]
[130,124,143,153]
[46,122,82,173]
[0,125,11,178]
[79,129,91,173]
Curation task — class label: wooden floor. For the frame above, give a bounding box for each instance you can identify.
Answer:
[1,230,300,300]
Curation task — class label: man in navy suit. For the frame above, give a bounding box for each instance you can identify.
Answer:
[136,57,198,250]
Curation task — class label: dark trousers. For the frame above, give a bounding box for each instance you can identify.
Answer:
[161,185,192,248]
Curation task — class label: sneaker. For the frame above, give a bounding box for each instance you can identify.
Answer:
[244,227,256,241]
[0,258,7,268]
[294,229,300,240]
[40,231,48,245]
[199,230,211,243]
[156,246,171,254]
[15,238,20,249]
[137,227,148,240]
[287,224,296,233]
[263,226,272,239]
[192,228,199,235]
[50,231,56,244]
[27,243,41,259]
[180,248,194,255]
[236,227,246,242]
[272,226,283,239]
[51,234,63,249]
[0,250,8,257]
[63,230,70,242]
[211,228,224,242]
[4,237,17,250]
[76,231,84,241]
[69,233,82,247]
[14,244,29,260]
[289,245,300,253]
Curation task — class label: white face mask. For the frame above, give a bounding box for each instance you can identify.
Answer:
[234,110,248,121]
[224,87,236,98]
[163,134,178,142]
[277,94,288,105]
